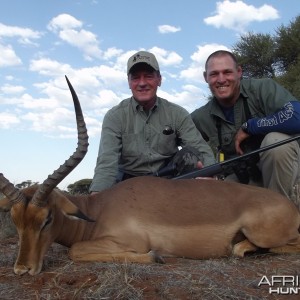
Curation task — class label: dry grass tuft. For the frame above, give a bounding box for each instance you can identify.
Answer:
[1,237,300,299]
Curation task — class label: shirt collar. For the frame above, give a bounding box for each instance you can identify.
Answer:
[131,96,158,112]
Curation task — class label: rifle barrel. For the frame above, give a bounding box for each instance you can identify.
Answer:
[173,135,300,180]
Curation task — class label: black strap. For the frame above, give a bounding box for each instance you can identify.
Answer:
[216,98,252,150]
[243,98,252,120]
[216,117,222,151]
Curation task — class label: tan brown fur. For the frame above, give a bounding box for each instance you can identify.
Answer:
[2,176,300,275]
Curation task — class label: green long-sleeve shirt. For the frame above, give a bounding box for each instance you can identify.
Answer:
[90,96,215,192]
[191,78,297,158]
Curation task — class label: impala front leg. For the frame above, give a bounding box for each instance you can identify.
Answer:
[232,239,258,257]
[69,240,165,264]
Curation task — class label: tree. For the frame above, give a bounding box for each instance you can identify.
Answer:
[275,16,300,99]
[276,62,300,99]
[232,32,277,78]
[67,179,92,195]
[15,180,38,189]
[232,15,300,99]
[275,16,300,71]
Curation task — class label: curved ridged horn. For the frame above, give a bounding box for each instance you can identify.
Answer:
[0,173,26,204]
[31,76,89,207]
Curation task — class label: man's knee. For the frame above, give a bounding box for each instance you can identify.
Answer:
[261,132,299,160]
[261,132,291,147]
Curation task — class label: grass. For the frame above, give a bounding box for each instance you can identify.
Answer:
[1,211,300,299]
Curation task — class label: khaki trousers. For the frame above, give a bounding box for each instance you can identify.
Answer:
[225,132,300,209]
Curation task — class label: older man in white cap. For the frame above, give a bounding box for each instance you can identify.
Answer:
[90,51,215,193]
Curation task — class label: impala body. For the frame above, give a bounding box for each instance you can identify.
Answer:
[1,77,300,276]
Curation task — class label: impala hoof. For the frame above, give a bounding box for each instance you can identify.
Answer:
[149,250,165,264]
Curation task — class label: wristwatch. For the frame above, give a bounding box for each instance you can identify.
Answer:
[241,121,249,134]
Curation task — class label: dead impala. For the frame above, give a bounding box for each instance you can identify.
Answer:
[1,77,300,276]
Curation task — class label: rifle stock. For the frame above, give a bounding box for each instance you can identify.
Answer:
[173,135,300,180]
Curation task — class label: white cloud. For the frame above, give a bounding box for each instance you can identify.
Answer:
[158,84,208,113]
[204,0,279,32]
[103,47,123,60]
[1,84,25,94]
[0,22,42,45]
[59,28,101,60]
[149,46,183,67]
[92,89,121,109]
[0,60,126,136]
[0,43,22,67]
[84,115,102,138]
[29,58,72,76]
[47,14,102,60]
[47,14,83,32]
[114,50,138,70]
[92,65,126,86]
[0,112,20,128]
[21,103,102,138]
[22,107,74,133]
[5,75,14,81]
[121,47,182,69]
[158,25,181,34]
[180,43,230,83]
[20,95,60,110]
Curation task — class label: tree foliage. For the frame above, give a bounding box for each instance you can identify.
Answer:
[275,16,300,99]
[275,15,300,71]
[232,15,300,99]
[15,180,38,189]
[67,179,92,195]
[233,32,277,78]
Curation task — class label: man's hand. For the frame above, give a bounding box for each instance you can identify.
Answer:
[195,161,217,180]
[196,161,204,169]
[235,128,250,155]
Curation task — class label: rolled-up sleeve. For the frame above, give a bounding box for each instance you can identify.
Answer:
[89,112,122,192]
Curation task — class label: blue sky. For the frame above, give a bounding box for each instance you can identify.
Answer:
[0,0,299,190]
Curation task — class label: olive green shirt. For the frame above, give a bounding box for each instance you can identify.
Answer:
[90,96,215,192]
[191,78,297,158]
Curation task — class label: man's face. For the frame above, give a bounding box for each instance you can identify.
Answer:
[204,55,242,107]
[128,65,161,109]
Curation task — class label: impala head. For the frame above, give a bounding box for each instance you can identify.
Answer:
[0,76,92,275]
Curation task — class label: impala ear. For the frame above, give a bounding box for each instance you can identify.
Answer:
[66,209,95,222]
[51,192,95,222]
[0,197,12,212]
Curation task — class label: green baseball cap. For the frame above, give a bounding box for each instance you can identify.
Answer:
[127,51,160,74]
